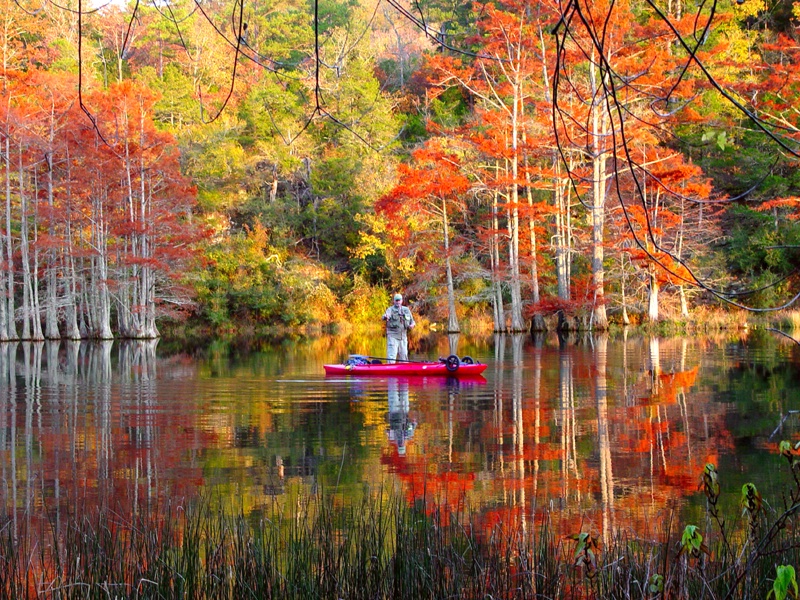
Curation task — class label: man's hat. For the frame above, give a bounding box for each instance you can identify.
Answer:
[394,293,403,301]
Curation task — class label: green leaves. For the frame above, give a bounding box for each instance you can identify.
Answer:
[648,573,664,595]
[701,129,729,151]
[780,440,800,472]
[741,482,762,519]
[570,532,598,578]
[741,481,764,541]
[703,462,721,504]
[768,565,799,600]
[679,525,708,558]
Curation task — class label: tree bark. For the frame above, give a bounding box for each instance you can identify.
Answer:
[620,253,630,326]
[44,149,59,339]
[19,143,44,340]
[526,157,545,333]
[441,197,460,334]
[648,269,659,323]
[589,58,609,331]
[491,186,504,332]
[507,86,525,333]
[62,149,81,340]
[0,134,7,340]
[4,133,16,339]
[89,186,113,340]
[555,157,576,331]
[0,195,5,340]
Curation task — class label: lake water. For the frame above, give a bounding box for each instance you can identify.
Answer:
[1,329,799,542]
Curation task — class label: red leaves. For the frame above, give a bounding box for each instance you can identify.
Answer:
[379,138,470,216]
[1,68,206,329]
[758,197,800,220]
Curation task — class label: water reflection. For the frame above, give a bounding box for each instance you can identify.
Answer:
[387,378,415,456]
[1,332,799,543]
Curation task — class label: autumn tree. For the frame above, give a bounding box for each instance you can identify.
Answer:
[426,0,559,332]
[0,67,201,339]
[609,139,714,322]
[3,0,798,330]
[378,138,470,333]
[76,80,201,338]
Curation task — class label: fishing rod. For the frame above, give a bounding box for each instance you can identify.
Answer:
[349,354,475,365]
[350,354,430,364]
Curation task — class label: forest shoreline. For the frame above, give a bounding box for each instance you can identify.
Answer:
[155,308,800,349]
[0,309,795,346]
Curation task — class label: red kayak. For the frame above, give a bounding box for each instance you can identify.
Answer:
[324,355,487,377]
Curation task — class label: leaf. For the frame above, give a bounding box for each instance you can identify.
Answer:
[702,463,720,501]
[716,131,728,151]
[768,565,798,600]
[648,574,664,594]
[680,525,707,557]
[741,482,762,517]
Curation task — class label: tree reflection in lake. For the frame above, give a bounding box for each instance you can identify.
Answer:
[1,331,799,544]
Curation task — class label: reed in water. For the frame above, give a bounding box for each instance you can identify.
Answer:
[3,459,800,600]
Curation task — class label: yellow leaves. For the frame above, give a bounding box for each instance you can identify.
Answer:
[352,233,385,260]
[734,0,767,19]
[352,212,389,260]
[343,275,388,325]
[795,1,800,20]
[246,221,270,251]
[200,212,232,238]
[702,2,764,88]
[720,26,761,65]
[352,212,418,276]
[396,257,416,275]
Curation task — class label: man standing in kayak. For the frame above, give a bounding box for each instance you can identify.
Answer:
[382,293,416,363]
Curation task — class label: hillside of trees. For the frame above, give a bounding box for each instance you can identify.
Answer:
[0,0,798,339]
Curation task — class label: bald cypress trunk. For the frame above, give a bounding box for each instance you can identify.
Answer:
[588,49,610,331]
[555,157,577,331]
[19,143,44,340]
[491,185,504,332]
[87,185,113,340]
[507,85,525,333]
[44,118,59,339]
[442,197,460,334]
[4,133,16,340]
[0,134,7,340]
[61,151,80,340]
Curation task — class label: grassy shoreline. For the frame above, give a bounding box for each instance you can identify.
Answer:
[4,464,800,600]
[153,309,800,358]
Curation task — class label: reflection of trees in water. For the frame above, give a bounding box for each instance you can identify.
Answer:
[0,334,775,548]
[0,339,202,536]
[390,333,732,543]
[594,334,613,546]
[558,333,579,507]
[448,333,459,358]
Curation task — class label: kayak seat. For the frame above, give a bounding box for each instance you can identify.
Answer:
[371,359,382,364]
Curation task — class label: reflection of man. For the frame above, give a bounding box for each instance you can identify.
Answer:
[387,378,416,456]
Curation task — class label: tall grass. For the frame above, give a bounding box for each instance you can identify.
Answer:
[3,460,800,599]
[774,309,800,332]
